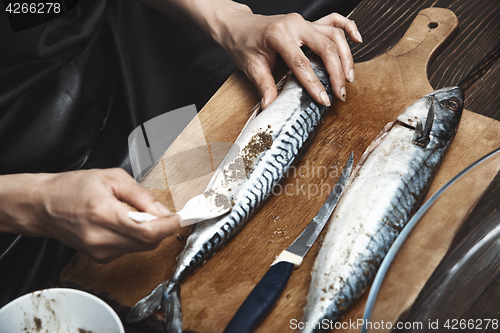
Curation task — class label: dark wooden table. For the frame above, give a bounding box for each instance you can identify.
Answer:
[349,0,500,120]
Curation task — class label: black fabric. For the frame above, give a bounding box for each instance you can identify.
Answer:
[0,234,77,306]
[0,0,110,174]
[0,0,361,308]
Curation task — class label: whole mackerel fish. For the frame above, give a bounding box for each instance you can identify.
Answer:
[127,55,334,332]
[300,87,463,332]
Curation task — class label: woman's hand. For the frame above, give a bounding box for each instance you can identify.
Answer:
[212,7,363,109]
[0,169,179,263]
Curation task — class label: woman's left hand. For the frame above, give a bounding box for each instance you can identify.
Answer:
[211,5,362,108]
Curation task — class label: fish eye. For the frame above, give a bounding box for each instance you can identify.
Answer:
[443,98,460,111]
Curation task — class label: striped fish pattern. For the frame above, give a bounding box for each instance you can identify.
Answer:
[300,87,464,332]
[127,55,333,332]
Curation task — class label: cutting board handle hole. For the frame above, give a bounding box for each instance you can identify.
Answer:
[428,22,438,29]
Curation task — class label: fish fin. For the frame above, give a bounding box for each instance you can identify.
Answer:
[127,281,166,323]
[350,121,395,184]
[414,119,424,139]
[424,99,435,133]
[163,280,183,333]
[275,71,292,95]
[413,98,435,147]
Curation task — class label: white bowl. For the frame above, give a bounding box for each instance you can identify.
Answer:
[0,288,124,333]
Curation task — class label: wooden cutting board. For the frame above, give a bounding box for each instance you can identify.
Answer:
[60,7,500,333]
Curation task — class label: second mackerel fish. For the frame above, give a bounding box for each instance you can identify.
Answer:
[301,87,464,332]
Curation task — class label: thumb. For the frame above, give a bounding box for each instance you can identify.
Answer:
[114,181,171,217]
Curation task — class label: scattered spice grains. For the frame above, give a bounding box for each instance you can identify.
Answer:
[241,128,273,176]
[271,226,290,240]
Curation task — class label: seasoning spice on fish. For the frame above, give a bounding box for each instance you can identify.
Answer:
[241,129,273,176]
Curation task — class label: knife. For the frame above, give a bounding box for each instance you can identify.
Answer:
[223,152,354,333]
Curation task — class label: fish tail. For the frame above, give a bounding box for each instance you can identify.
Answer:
[127,279,183,332]
[127,281,165,323]
[163,280,183,333]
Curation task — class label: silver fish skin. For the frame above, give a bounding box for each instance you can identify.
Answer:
[300,87,463,333]
[127,55,333,332]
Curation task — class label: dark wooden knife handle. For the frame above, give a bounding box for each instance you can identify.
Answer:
[224,261,295,333]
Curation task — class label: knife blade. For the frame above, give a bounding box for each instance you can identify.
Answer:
[223,152,354,333]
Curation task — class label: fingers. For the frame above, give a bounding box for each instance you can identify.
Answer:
[106,198,179,240]
[246,59,278,110]
[221,10,362,107]
[264,12,362,105]
[312,23,355,84]
[118,201,179,243]
[301,14,360,101]
[81,198,179,262]
[106,168,171,217]
[81,169,179,261]
[138,216,180,241]
[121,215,180,251]
[315,13,363,43]
[267,30,331,106]
[297,23,349,101]
[102,169,180,243]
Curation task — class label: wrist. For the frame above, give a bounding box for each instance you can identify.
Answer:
[196,0,253,47]
[139,0,253,50]
[0,173,53,237]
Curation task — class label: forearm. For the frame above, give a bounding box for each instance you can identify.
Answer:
[138,0,252,45]
[0,173,49,236]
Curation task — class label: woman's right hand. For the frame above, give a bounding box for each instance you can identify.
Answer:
[0,168,179,263]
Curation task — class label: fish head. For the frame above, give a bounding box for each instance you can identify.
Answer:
[427,86,464,142]
[397,86,464,148]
